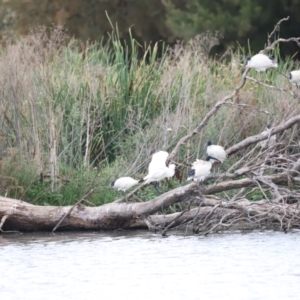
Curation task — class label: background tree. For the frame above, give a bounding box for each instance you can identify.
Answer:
[1,1,300,56]
[163,0,300,56]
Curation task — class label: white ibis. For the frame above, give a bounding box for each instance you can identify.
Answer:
[110,177,139,202]
[289,70,300,86]
[139,150,176,193]
[246,54,278,72]
[141,164,176,184]
[187,156,214,183]
[148,150,169,173]
[206,141,228,164]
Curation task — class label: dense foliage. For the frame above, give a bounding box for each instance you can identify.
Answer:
[0,25,298,207]
[1,1,300,56]
[164,0,300,55]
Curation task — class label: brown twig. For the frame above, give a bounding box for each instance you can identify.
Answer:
[113,182,147,203]
[203,212,235,236]
[245,76,295,96]
[261,16,300,53]
[161,208,190,236]
[52,189,94,232]
[263,37,300,54]
[166,68,250,165]
[0,214,19,233]
[143,216,158,231]
[267,16,290,47]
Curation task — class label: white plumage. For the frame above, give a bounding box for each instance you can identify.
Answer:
[148,150,169,173]
[246,54,278,72]
[289,70,300,86]
[206,141,228,163]
[141,163,176,185]
[187,156,214,182]
[259,125,276,148]
[140,150,176,185]
[110,177,139,192]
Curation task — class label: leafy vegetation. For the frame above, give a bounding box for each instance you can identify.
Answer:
[0,26,298,206]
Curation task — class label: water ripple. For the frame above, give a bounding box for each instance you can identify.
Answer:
[1,230,300,300]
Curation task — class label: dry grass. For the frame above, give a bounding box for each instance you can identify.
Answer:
[0,27,298,204]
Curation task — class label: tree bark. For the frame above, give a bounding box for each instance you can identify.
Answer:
[0,183,198,231]
[1,168,300,233]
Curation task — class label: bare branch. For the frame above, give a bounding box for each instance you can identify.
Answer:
[161,208,190,236]
[0,214,19,234]
[263,37,300,54]
[202,173,300,195]
[113,182,147,203]
[52,189,94,232]
[166,68,250,165]
[259,15,300,53]
[226,115,300,156]
[267,16,290,47]
[246,76,295,96]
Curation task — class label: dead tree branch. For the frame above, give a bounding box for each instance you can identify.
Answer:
[52,189,94,232]
[267,16,290,47]
[226,115,300,156]
[246,76,295,96]
[166,68,250,165]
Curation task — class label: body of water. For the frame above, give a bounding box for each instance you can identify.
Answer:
[1,230,300,300]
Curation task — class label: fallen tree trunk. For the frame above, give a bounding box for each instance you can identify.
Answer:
[0,183,199,232]
[1,171,300,234]
[1,134,300,234]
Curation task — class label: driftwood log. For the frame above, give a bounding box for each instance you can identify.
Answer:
[0,166,300,234]
[1,121,300,234]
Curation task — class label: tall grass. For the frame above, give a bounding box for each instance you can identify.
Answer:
[0,26,298,205]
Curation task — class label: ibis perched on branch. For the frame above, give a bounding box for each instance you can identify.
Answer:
[139,150,176,193]
[187,156,215,183]
[246,54,278,72]
[110,177,139,202]
[148,150,169,173]
[110,177,139,192]
[206,141,228,164]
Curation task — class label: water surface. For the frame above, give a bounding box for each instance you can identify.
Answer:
[1,230,300,300]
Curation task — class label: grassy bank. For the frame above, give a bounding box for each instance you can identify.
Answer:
[0,27,298,206]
